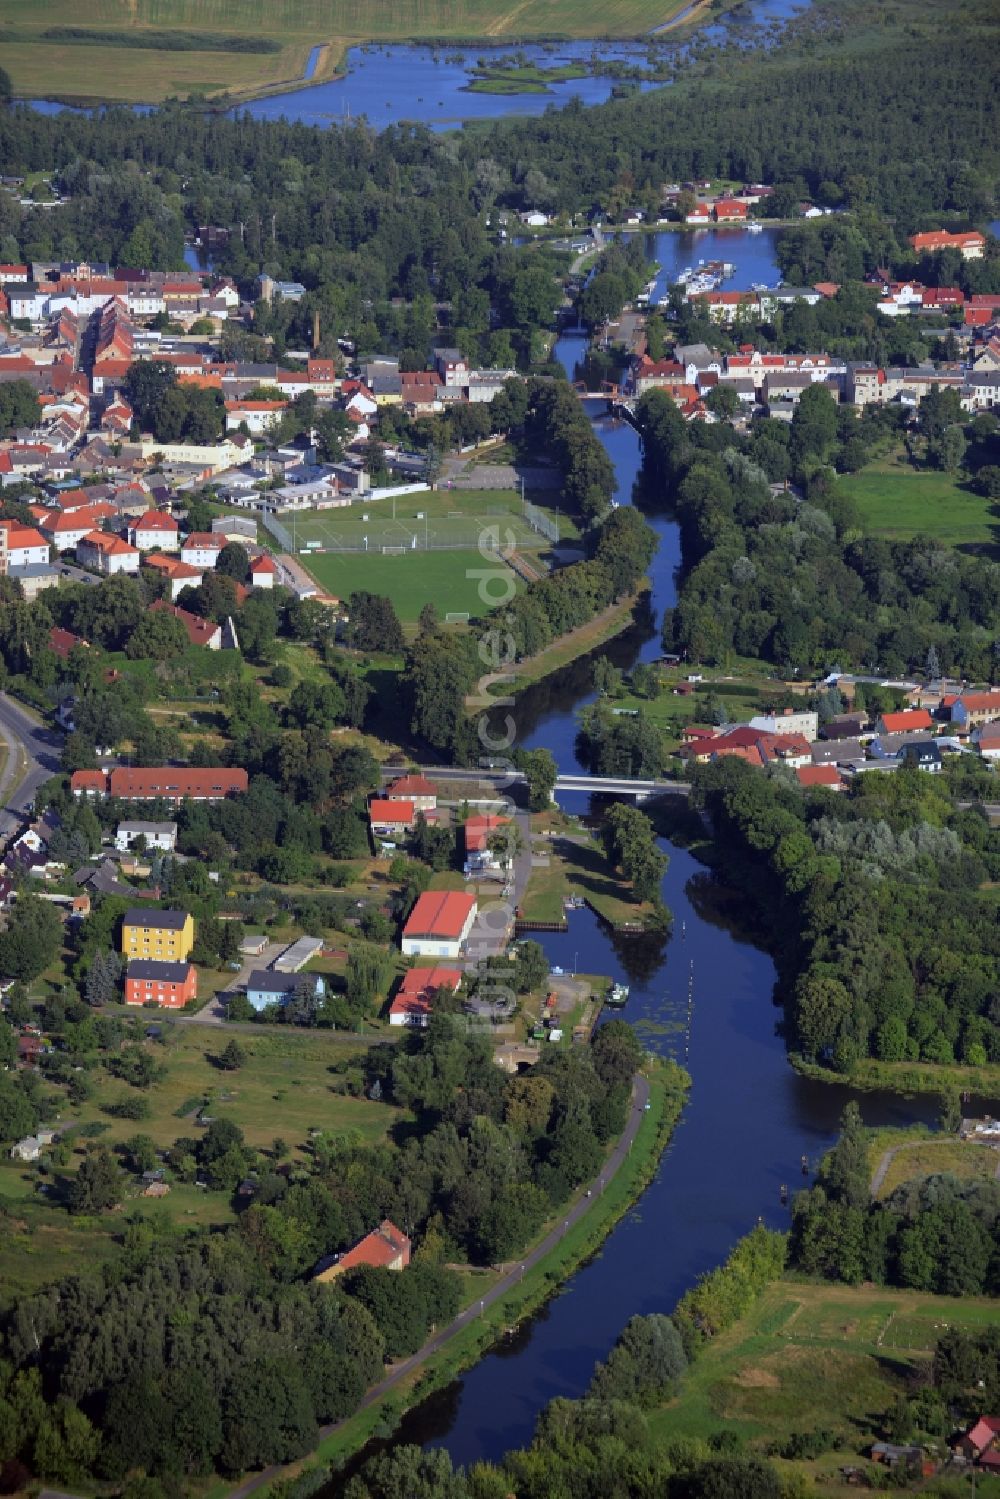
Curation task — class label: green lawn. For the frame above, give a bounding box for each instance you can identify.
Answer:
[301,547,522,624]
[875,1137,999,1199]
[288,489,554,554]
[0,0,695,103]
[837,455,1000,554]
[651,1279,1000,1483]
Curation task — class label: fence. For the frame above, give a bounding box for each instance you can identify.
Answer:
[523,498,559,544]
[261,512,293,551]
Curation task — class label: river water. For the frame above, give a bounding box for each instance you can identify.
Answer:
[355,228,997,1473]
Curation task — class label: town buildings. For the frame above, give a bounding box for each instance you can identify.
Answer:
[401,891,477,959]
[121,908,195,963]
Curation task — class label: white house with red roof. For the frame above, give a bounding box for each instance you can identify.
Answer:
[224,399,287,434]
[129,511,179,552]
[369,799,415,839]
[402,891,477,959]
[313,1220,411,1282]
[180,532,224,569]
[0,521,50,568]
[100,397,133,435]
[77,530,140,575]
[38,507,109,552]
[249,553,277,589]
[144,554,205,600]
[388,966,462,1027]
[148,599,221,649]
[385,774,437,811]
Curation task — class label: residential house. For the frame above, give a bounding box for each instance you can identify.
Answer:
[244,969,324,1011]
[250,554,277,588]
[180,532,225,569]
[369,798,415,840]
[224,399,287,434]
[796,765,846,791]
[949,689,1000,729]
[70,766,248,801]
[388,966,462,1027]
[909,229,985,260]
[129,510,179,551]
[748,709,819,741]
[876,709,933,736]
[898,740,942,773]
[10,1136,42,1162]
[955,1416,1000,1464]
[401,891,477,959]
[434,348,469,389]
[8,562,59,600]
[821,712,868,740]
[0,521,50,568]
[713,198,748,222]
[115,821,177,852]
[974,723,1000,761]
[463,814,512,876]
[148,599,222,649]
[38,506,112,552]
[313,1219,411,1282]
[124,959,197,1009]
[385,774,437,812]
[121,908,195,963]
[143,554,205,600]
[77,530,140,575]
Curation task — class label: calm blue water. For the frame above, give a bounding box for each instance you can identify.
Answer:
[22,0,805,129]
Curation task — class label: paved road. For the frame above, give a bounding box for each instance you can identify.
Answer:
[228,1070,650,1498]
[0,694,62,842]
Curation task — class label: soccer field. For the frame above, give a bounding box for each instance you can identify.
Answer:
[284,489,553,556]
[300,548,522,624]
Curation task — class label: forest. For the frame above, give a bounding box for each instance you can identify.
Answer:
[691,756,1000,1074]
[636,387,1000,680]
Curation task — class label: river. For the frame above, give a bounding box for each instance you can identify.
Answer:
[349,228,997,1474]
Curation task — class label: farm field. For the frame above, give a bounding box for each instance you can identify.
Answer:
[0,0,692,103]
[837,455,1000,554]
[301,547,523,624]
[650,1279,1000,1481]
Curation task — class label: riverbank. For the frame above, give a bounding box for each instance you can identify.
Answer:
[521,816,668,932]
[793,1053,1000,1100]
[222,1060,688,1495]
[475,582,650,705]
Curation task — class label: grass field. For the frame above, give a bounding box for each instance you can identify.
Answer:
[652,1279,1000,1480]
[1,0,692,103]
[838,454,1000,555]
[874,1137,1000,1199]
[301,548,522,624]
[0,1027,399,1299]
[288,488,553,554]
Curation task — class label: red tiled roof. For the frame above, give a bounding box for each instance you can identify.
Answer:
[387,774,435,798]
[796,765,843,789]
[250,554,277,574]
[336,1219,410,1273]
[70,769,106,793]
[80,530,138,556]
[182,532,223,549]
[132,510,178,532]
[49,627,88,660]
[145,554,202,580]
[880,709,933,734]
[148,598,220,647]
[464,814,510,852]
[954,691,1000,713]
[369,798,414,825]
[108,766,248,799]
[389,965,462,1021]
[403,891,476,940]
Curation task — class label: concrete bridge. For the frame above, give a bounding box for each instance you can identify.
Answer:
[382,765,690,803]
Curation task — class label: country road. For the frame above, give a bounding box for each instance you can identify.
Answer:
[227,1071,651,1497]
[0,693,61,841]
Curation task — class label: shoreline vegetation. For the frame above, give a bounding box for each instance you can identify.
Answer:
[224,1060,689,1493]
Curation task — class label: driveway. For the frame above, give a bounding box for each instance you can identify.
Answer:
[227,1071,651,1498]
[189,940,289,1024]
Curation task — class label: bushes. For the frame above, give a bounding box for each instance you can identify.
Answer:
[674,1225,787,1348]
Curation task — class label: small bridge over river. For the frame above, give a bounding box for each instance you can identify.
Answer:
[382,765,689,804]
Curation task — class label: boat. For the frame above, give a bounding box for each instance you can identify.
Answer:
[605,982,630,1008]
[747,221,763,233]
